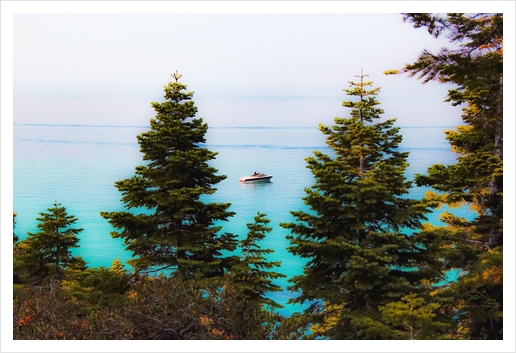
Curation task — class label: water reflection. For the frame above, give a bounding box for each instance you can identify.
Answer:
[239,180,273,191]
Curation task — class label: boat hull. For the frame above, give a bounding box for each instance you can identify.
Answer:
[239,175,273,182]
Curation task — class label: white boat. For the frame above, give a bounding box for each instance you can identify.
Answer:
[239,172,273,182]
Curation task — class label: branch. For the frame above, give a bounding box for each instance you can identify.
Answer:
[462,238,490,249]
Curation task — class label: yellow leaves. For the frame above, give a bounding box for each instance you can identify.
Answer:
[126,289,138,299]
[425,190,441,201]
[450,145,462,154]
[383,69,399,75]
[425,191,468,209]
[110,258,126,274]
[424,191,461,210]
[461,247,503,288]
[17,242,31,251]
[429,289,439,297]
[199,315,213,327]
[171,71,183,82]
[200,315,228,338]
[440,194,467,210]
[310,303,343,336]
[479,247,503,283]
[211,328,225,337]
[481,267,502,283]
[478,41,501,51]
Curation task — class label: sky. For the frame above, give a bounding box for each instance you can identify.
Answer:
[2,2,516,353]
[9,10,482,127]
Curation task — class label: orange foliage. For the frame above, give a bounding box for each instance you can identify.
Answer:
[126,289,138,299]
[482,267,503,283]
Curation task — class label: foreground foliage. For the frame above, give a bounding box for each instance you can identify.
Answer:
[13,272,305,340]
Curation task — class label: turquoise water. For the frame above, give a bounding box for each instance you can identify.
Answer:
[13,124,475,316]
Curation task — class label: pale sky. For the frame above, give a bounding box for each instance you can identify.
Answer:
[10,10,476,127]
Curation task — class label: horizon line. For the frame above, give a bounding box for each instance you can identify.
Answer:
[13,123,459,129]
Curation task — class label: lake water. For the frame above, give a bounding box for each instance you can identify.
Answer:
[13,124,475,316]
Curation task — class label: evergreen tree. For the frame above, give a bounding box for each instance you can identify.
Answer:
[101,72,237,278]
[281,72,442,339]
[378,293,451,339]
[13,212,21,284]
[110,258,127,275]
[399,13,503,339]
[231,212,286,308]
[17,202,83,281]
[13,212,19,245]
[62,262,131,311]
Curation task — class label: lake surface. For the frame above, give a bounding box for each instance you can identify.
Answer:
[13,124,475,316]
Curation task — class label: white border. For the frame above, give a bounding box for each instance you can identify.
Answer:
[2,1,515,352]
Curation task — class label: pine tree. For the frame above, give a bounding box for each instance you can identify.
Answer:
[402,13,503,248]
[281,72,442,339]
[17,202,83,280]
[110,258,127,275]
[400,13,503,339]
[13,212,19,245]
[101,72,237,278]
[378,293,451,339]
[13,212,22,284]
[231,212,286,308]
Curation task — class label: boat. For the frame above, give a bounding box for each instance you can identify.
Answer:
[239,172,273,182]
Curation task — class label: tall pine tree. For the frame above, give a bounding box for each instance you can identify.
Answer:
[399,13,503,339]
[101,72,237,278]
[281,72,442,339]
